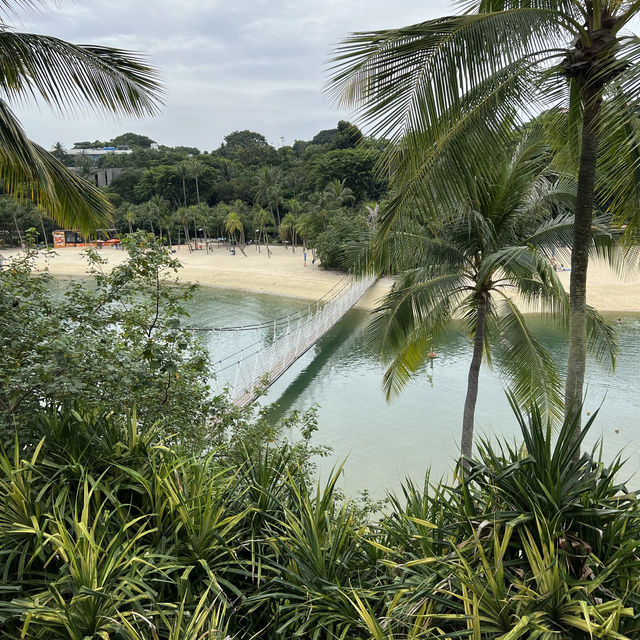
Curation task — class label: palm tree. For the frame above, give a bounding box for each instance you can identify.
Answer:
[38,212,49,248]
[176,161,190,208]
[124,205,136,235]
[224,211,244,247]
[280,213,297,253]
[323,179,355,210]
[309,192,330,231]
[329,0,640,432]
[367,131,616,459]
[254,207,274,256]
[285,197,303,218]
[176,206,191,244]
[147,195,169,242]
[50,141,67,163]
[159,210,174,249]
[296,212,316,262]
[188,157,203,205]
[255,166,284,225]
[0,1,161,235]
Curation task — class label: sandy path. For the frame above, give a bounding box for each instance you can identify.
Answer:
[3,245,639,313]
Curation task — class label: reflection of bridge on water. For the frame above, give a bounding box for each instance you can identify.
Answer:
[211,275,376,406]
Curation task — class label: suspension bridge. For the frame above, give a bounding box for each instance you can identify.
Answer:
[209,274,376,406]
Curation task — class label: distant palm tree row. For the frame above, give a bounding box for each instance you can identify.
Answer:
[113,175,365,268]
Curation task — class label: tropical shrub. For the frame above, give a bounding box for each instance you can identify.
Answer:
[0,234,212,451]
[315,211,369,270]
[2,402,640,639]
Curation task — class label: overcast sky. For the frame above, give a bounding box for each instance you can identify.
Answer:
[12,0,450,152]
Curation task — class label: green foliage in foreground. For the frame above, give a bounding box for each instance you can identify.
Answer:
[2,403,639,639]
[0,234,211,451]
[0,236,326,460]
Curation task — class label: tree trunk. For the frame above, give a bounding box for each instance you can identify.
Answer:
[461,292,488,460]
[39,216,48,249]
[12,211,23,248]
[564,85,603,435]
[195,178,200,205]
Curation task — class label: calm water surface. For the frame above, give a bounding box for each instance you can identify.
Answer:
[188,286,640,496]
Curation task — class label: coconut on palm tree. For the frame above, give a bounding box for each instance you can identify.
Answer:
[0,0,162,235]
[368,130,617,459]
[329,0,640,433]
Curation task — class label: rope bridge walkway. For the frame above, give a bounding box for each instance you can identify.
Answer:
[211,274,376,406]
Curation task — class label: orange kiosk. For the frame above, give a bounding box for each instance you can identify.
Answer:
[52,229,120,248]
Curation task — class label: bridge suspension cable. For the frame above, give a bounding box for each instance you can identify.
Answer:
[182,275,352,333]
[213,274,376,406]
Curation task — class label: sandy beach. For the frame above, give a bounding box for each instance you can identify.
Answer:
[3,244,640,313]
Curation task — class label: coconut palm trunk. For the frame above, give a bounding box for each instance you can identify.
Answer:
[264,226,272,257]
[12,210,23,248]
[565,86,603,429]
[39,215,48,249]
[461,293,488,460]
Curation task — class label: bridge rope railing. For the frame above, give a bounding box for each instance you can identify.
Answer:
[212,274,376,406]
[184,275,352,334]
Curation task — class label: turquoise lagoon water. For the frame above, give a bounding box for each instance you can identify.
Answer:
[189,286,640,496]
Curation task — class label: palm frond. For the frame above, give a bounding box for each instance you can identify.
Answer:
[369,226,469,275]
[0,0,50,19]
[585,305,618,371]
[454,0,587,21]
[0,98,111,232]
[480,244,568,312]
[328,10,567,140]
[492,292,563,422]
[327,10,571,238]
[369,272,469,398]
[0,32,163,116]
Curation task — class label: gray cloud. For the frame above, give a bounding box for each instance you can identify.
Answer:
[14,0,449,150]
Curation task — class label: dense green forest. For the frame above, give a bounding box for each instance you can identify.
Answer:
[1,122,388,270]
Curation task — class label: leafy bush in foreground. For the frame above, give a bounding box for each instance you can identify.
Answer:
[0,234,211,452]
[1,404,639,639]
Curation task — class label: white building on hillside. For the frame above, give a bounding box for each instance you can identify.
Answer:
[68,146,133,160]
